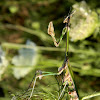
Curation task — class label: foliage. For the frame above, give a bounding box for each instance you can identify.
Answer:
[0,0,100,100]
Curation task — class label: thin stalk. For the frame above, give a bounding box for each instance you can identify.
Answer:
[65,27,69,57]
[2,42,100,55]
[1,42,65,52]
[81,92,100,100]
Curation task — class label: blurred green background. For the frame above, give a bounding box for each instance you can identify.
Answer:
[0,0,100,100]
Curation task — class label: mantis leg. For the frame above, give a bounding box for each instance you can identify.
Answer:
[48,21,67,47]
[28,59,69,100]
[28,70,59,100]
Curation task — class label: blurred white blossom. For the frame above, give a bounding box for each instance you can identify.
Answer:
[12,40,38,79]
[70,1,98,41]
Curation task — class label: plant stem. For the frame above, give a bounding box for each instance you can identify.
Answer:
[2,42,100,55]
[66,28,69,57]
[1,42,65,52]
[81,92,100,100]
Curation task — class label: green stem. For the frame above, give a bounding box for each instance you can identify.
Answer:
[2,42,99,55]
[66,28,69,57]
[1,42,65,52]
[81,92,100,100]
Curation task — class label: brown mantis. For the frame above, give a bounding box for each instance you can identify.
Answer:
[47,10,79,100]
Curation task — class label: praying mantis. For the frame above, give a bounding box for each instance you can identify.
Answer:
[47,10,79,100]
[12,10,79,100]
[28,10,79,100]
